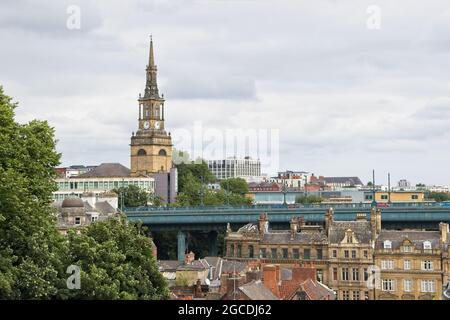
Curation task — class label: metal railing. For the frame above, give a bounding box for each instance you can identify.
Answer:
[124,201,448,213]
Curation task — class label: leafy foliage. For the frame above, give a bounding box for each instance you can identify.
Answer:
[0,87,169,299]
[113,185,149,208]
[295,195,323,204]
[220,178,249,196]
[0,86,66,299]
[62,218,169,300]
[174,162,251,206]
[426,191,450,202]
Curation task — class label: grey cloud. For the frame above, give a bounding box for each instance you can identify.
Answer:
[2,0,450,184]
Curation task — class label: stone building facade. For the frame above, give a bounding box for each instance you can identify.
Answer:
[224,208,450,300]
[374,223,450,300]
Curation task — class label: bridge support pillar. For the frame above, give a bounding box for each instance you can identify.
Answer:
[177,231,187,261]
[208,231,218,256]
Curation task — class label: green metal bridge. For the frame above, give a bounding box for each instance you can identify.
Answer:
[125,202,450,260]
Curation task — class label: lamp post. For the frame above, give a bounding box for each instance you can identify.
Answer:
[371,170,377,208]
[226,179,230,206]
[200,175,204,207]
[282,181,287,206]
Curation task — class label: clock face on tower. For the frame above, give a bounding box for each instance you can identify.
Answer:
[155,121,160,129]
[143,121,150,129]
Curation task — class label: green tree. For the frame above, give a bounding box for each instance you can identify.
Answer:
[426,192,450,202]
[0,86,66,299]
[176,161,216,193]
[113,185,149,208]
[295,195,323,204]
[220,178,249,195]
[62,217,169,300]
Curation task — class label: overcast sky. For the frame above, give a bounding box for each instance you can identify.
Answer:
[1,0,450,185]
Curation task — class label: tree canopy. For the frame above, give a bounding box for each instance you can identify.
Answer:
[295,195,323,204]
[0,87,168,299]
[426,191,450,202]
[113,185,149,208]
[0,86,65,299]
[174,161,251,206]
[62,218,169,300]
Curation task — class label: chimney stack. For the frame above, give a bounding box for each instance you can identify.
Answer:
[325,208,334,235]
[259,213,269,236]
[440,223,449,244]
[290,217,298,240]
[376,209,382,234]
[194,279,202,298]
[184,251,195,265]
[263,264,280,297]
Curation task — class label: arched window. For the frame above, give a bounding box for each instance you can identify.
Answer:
[137,149,147,156]
[158,149,167,156]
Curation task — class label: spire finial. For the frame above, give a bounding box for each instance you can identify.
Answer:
[149,35,155,67]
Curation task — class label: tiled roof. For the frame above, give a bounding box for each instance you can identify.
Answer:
[78,163,131,178]
[375,230,442,249]
[238,280,279,300]
[329,221,372,244]
[300,278,336,300]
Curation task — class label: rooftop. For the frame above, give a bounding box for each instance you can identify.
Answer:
[77,163,131,178]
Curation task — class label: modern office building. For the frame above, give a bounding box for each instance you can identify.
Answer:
[207,157,261,181]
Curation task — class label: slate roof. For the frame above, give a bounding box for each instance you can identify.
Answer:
[329,221,372,244]
[82,200,116,215]
[261,230,328,244]
[238,280,279,300]
[220,260,248,275]
[178,259,210,271]
[324,177,363,185]
[78,163,131,178]
[375,230,443,250]
[158,260,184,272]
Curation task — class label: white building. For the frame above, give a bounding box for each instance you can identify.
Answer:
[53,163,155,202]
[207,157,262,182]
[268,170,311,188]
[398,179,411,189]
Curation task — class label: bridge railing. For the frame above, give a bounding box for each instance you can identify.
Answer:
[124,201,447,213]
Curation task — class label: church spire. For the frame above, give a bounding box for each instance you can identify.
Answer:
[143,35,160,99]
[149,35,155,67]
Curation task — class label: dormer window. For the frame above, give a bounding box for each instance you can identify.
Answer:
[383,240,392,250]
[423,241,432,250]
[402,245,413,253]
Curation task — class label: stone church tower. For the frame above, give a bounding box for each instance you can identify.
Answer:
[130,38,173,176]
